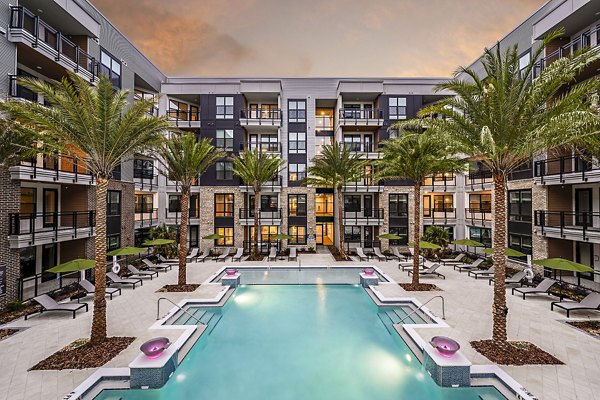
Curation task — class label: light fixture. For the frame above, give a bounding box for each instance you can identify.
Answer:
[37,8,43,13]
[36,66,42,69]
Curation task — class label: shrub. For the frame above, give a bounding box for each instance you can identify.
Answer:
[5,300,24,312]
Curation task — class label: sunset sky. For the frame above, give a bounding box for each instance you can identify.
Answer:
[92,0,547,78]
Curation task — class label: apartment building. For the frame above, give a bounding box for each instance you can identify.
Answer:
[1,0,599,310]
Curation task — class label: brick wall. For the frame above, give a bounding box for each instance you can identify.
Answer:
[281,186,316,249]
[381,186,414,250]
[0,167,22,309]
[198,186,244,249]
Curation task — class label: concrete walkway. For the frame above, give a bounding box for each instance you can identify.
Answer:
[0,255,598,400]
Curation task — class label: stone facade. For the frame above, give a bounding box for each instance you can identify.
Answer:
[281,186,315,249]
[380,186,414,251]
[0,167,21,308]
[198,186,244,249]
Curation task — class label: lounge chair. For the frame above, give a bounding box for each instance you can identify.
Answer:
[217,247,232,262]
[107,272,143,289]
[267,247,277,261]
[128,264,159,280]
[158,254,179,264]
[441,253,466,265]
[454,258,484,272]
[142,258,172,272]
[231,248,244,262]
[511,278,556,300]
[355,247,369,261]
[551,292,600,318]
[79,279,121,299]
[186,248,199,263]
[488,271,526,286]
[468,265,494,279]
[408,263,445,279]
[390,246,406,261]
[196,249,210,262]
[399,255,426,271]
[25,294,88,320]
[373,247,387,261]
[288,247,297,261]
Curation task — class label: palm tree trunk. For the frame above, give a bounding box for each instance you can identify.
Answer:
[253,189,260,257]
[337,188,347,259]
[90,176,108,344]
[492,172,508,345]
[178,188,189,286]
[412,183,421,286]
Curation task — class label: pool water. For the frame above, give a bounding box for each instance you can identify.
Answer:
[97,285,504,400]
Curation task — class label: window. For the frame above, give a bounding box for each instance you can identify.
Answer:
[288,194,307,216]
[100,49,121,88]
[168,195,181,213]
[315,108,334,132]
[509,234,532,256]
[388,97,407,120]
[216,130,234,151]
[289,132,306,154]
[216,161,233,180]
[107,234,121,251]
[433,195,453,211]
[363,165,375,186]
[190,194,199,218]
[168,99,198,121]
[289,226,307,244]
[469,194,491,211]
[215,227,233,246]
[288,100,306,123]
[389,194,408,217]
[316,194,334,216]
[509,190,532,222]
[519,52,531,73]
[133,159,154,179]
[469,227,492,247]
[215,194,234,217]
[20,187,36,214]
[260,194,278,211]
[216,96,234,119]
[250,134,278,152]
[343,135,362,152]
[344,195,362,212]
[135,194,153,213]
[107,191,121,216]
[289,163,306,182]
[344,226,361,242]
[316,136,333,155]
[389,227,408,246]
[189,225,199,248]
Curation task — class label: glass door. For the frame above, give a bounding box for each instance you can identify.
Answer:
[364,226,373,248]
[576,242,594,280]
[364,195,372,217]
[575,188,593,227]
[43,189,58,228]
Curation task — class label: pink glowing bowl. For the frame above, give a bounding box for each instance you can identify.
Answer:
[140,337,171,358]
[225,268,238,277]
[363,268,375,276]
[430,336,460,357]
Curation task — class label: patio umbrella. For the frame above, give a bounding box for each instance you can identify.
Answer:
[107,246,147,256]
[484,247,527,257]
[532,258,593,273]
[379,233,402,240]
[202,233,225,240]
[273,233,294,240]
[408,241,441,250]
[47,258,95,273]
[143,238,175,246]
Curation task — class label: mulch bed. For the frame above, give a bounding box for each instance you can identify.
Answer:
[30,336,135,370]
[566,321,600,337]
[471,340,563,365]
[0,329,19,341]
[157,284,200,293]
[246,254,265,261]
[0,288,84,325]
[328,246,352,261]
[399,283,441,291]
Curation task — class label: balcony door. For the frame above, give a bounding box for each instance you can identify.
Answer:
[575,188,593,227]
[43,189,58,228]
[364,226,373,248]
[363,134,373,152]
[364,195,373,217]
[576,242,594,280]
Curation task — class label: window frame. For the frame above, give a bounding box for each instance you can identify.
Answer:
[288,225,307,245]
[389,194,408,217]
[215,227,234,246]
[388,97,407,120]
[107,190,121,216]
[168,194,181,213]
[288,100,306,123]
[216,161,234,180]
[214,194,234,217]
[100,48,122,89]
[288,131,306,154]
[288,194,307,217]
[288,163,306,182]
[216,96,234,119]
[215,129,234,151]
[508,189,532,222]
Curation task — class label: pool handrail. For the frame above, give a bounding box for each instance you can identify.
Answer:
[399,295,445,323]
[157,297,205,325]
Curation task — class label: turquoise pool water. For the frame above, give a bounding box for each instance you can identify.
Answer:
[97,285,504,400]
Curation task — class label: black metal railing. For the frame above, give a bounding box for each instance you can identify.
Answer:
[164,208,199,224]
[341,141,380,154]
[167,108,200,122]
[239,208,282,220]
[18,271,80,301]
[9,6,98,80]
[343,208,384,224]
[315,115,334,132]
[243,240,280,255]
[342,179,381,191]
[467,170,493,189]
[135,208,158,227]
[17,153,94,182]
[339,108,383,120]
[239,142,282,153]
[465,208,492,224]
[344,240,382,253]
[535,210,600,241]
[240,108,281,124]
[8,74,39,102]
[240,175,282,189]
[423,208,456,223]
[424,174,456,190]
[534,154,593,183]
[533,26,600,78]
[133,168,158,190]
[9,211,95,243]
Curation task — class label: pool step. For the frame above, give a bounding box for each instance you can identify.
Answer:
[207,314,223,335]
[395,325,424,364]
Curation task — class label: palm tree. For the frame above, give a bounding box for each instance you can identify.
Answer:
[156,133,223,285]
[0,72,169,344]
[397,30,600,347]
[378,132,463,285]
[305,142,366,259]
[231,149,284,257]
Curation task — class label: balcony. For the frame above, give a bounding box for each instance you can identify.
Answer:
[465,208,492,227]
[342,179,382,193]
[343,209,384,226]
[424,174,456,192]
[534,154,597,185]
[8,6,99,82]
[338,109,384,128]
[423,208,456,225]
[239,208,282,226]
[466,170,493,191]
[535,210,600,243]
[240,109,281,130]
[8,211,95,248]
[239,175,282,193]
[239,142,282,153]
[134,209,159,229]
[167,108,200,128]
[340,141,381,160]
[164,208,200,226]
[133,169,159,192]
[10,154,95,185]
[315,115,334,135]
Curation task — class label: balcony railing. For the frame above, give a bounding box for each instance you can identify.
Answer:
[9,211,95,243]
[240,109,281,125]
[534,154,593,183]
[341,141,379,154]
[534,25,600,78]
[135,208,158,227]
[467,170,493,189]
[343,208,384,225]
[167,108,200,123]
[19,271,80,301]
[424,174,456,190]
[535,210,600,241]
[239,142,282,153]
[465,208,492,224]
[15,154,94,183]
[9,6,98,81]
[239,208,282,220]
[164,208,199,224]
[133,168,158,191]
[342,179,382,192]
[315,116,334,133]
[240,175,282,190]
[423,208,456,223]
[339,108,383,120]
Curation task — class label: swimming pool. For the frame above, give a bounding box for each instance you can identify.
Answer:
[96,285,504,399]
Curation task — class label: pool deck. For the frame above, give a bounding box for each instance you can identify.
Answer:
[0,253,598,400]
